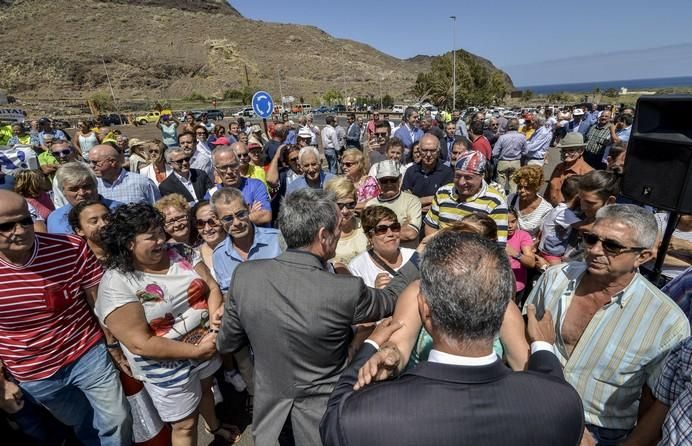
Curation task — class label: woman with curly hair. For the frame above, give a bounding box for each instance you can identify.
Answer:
[507,165,553,239]
[95,203,239,445]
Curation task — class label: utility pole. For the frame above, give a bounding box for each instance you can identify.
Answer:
[277,67,284,111]
[450,16,457,111]
[101,56,120,114]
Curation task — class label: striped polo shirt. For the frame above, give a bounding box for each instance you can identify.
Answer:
[423,181,509,243]
[525,262,690,429]
[0,233,104,381]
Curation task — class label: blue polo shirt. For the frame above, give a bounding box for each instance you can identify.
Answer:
[285,172,335,195]
[212,226,283,294]
[47,197,122,234]
[205,177,271,212]
[401,161,454,198]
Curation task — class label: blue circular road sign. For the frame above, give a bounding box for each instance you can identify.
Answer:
[252,91,274,119]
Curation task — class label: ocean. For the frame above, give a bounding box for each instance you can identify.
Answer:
[518,76,692,95]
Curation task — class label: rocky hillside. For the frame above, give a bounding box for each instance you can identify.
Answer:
[0,0,512,103]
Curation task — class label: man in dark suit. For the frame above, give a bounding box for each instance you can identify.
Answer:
[158,146,212,202]
[216,188,420,445]
[320,231,585,446]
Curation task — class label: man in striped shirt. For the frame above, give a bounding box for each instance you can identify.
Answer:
[525,204,690,445]
[424,151,508,244]
[0,190,131,445]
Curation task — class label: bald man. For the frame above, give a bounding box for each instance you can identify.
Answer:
[0,190,131,445]
[88,144,160,204]
[401,133,454,212]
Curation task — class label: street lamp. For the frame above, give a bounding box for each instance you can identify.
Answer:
[450,15,457,111]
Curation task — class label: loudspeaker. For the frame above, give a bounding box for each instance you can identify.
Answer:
[622,95,692,213]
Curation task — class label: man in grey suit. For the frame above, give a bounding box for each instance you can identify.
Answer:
[216,188,420,445]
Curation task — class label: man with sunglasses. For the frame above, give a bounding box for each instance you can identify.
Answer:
[0,190,131,445]
[88,144,159,205]
[210,187,283,296]
[525,204,690,446]
[365,160,421,249]
[158,146,212,204]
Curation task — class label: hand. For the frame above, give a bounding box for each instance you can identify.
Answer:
[505,244,520,258]
[108,347,133,377]
[195,331,218,360]
[211,304,224,329]
[373,273,392,289]
[368,318,403,346]
[0,380,24,414]
[355,343,402,390]
[250,201,262,213]
[579,428,597,446]
[526,304,556,345]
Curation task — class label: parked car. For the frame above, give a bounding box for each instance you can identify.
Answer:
[391,105,405,114]
[313,106,330,114]
[205,109,224,121]
[233,106,254,118]
[333,104,346,113]
[98,114,128,126]
[134,111,161,125]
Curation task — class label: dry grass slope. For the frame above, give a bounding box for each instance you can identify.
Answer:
[0,0,511,103]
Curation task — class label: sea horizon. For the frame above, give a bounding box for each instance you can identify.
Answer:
[517,76,692,95]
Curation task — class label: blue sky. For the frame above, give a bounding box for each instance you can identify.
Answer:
[231,0,692,86]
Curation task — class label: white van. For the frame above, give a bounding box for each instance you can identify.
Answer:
[391,105,405,113]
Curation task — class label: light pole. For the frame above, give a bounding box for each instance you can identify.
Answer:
[450,16,457,111]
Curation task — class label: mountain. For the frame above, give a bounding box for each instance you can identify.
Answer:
[0,0,512,104]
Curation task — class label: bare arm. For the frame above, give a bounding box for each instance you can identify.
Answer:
[399,224,419,242]
[249,209,272,226]
[105,302,216,361]
[499,301,530,371]
[621,389,668,446]
[424,222,438,237]
[266,144,286,187]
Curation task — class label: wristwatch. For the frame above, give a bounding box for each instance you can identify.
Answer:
[512,253,522,261]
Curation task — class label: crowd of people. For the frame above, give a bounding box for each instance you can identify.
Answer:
[0,102,690,446]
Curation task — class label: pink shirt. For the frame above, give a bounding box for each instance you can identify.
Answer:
[507,229,533,292]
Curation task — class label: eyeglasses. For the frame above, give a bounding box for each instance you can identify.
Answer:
[170,156,192,166]
[219,209,249,224]
[195,218,220,229]
[236,153,250,159]
[420,149,438,156]
[0,216,34,232]
[88,158,114,167]
[164,215,188,227]
[370,222,401,236]
[378,177,399,185]
[582,232,645,256]
[374,132,388,138]
[337,201,357,210]
[51,149,72,157]
[215,163,240,172]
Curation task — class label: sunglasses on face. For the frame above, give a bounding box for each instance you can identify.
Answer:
[219,209,249,224]
[51,149,72,157]
[582,232,645,256]
[370,222,401,236]
[237,153,250,159]
[378,177,399,185]
[170,156,192,165]
[0,216,34,232]
[195,218,220,230]
[337,201,356,210]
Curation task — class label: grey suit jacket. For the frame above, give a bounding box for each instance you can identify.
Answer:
[217,249,419,446]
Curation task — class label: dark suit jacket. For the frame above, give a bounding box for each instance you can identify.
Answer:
[216,250,420,446]
[157,168,212,202]
[321,344,585,446]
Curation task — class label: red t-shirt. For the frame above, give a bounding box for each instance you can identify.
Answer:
[471,135,493,160]
[0,233,104,381]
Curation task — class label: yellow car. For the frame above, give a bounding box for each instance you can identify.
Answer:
[134,111,161,125]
